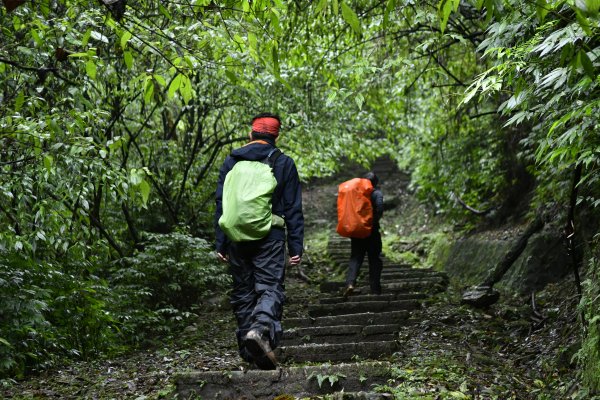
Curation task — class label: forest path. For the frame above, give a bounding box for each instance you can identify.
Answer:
[174,232,573,400]
[175,234,449,399]
[173,157,567,399]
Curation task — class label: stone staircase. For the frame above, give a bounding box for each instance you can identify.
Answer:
[175,233,448,399]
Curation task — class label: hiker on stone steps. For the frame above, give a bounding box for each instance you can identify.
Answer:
[342,172,384,298]
[214,113,304,370]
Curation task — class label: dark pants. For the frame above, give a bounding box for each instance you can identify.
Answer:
[345,231,383,294]
[228,239,286,362]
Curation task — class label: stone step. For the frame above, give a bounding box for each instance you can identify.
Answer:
[320,392,394,400]
[175,362,392,400]
[284,332,396,346]
[277,341,398,363]
[317,273,441,290]
[319,292,427,304]
[283,324,400,345]
[308,299,420,317]
[320,276,447,293]
[327,258,413,270]
[380,270,446,278]
[325,265,426,276]
[285,310,410,328]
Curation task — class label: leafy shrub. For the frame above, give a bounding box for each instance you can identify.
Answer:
[0,252,116,378]
[111,231,230,345]
[576,248,600,393]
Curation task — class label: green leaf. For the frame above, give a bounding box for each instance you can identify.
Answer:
[159,4,172,19]
[355,93,364,110]
[332,0,339,15]
[144,78,154,103]
[179,74,192,104]
[576,0,600,14]
[536,0,549,21]
[233,34,245,46]
[315,0,328,14]
[316,374,326,388]
[578,50,595,78]
[30,29,43,46]
[168,74,182,98]
[85,60,97,79]
[225,69,237,83]
[14,91,25,112]
[438,0,453,34]
[272,44,280,78]
[326,90,337,107]
[0,338,11,348]
[40,0,50,16]
[448,391,470,399]
[341,3,361,34]
[43,154,53,172]
[139,180,150,207]
[483,0,495,23]
[270,10,281,35]
[81,29,92,47]
[90,30,108,43]
[68,52,89,58]
[574,8,593,35]
[153,74,167,86]
[130,168,143,185]
[123,51,133,69]
[120,30,132,50]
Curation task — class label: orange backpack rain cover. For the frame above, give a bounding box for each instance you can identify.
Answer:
[336,178,374,238]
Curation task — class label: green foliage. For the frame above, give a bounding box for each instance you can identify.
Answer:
[376,356,471,399]
[0,252,116,378]
[111,231,230,345]
[575,248,600,392]
[307,370,347,388]
[425,232,454,272]
[461,0,600,209]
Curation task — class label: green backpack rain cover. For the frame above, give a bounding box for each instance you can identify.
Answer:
[218,149,284,242]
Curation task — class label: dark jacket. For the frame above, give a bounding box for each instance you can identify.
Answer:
[371,188,383,232]
[215,140,304,257]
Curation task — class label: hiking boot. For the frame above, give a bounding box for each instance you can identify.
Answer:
[244,329,277,370]
[343,284,354,299]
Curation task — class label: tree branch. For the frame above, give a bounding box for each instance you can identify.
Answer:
[451,192,494,216]
[46,191,125,258]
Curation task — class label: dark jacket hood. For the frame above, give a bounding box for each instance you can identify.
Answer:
[231,141,277,161]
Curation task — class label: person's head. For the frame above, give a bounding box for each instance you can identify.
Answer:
[250,112,281,143]
[364,171,379,187]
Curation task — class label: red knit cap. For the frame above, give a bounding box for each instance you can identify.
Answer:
[252,117,280,137]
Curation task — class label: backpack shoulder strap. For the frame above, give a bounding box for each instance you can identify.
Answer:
[266,148,283,168]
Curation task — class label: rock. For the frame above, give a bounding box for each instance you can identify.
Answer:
[461,286,500,308]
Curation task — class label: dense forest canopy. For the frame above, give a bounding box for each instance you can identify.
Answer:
[1,0,598,391]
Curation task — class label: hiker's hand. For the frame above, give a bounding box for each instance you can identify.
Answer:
[217,252,229,263]
[289,255,302,266]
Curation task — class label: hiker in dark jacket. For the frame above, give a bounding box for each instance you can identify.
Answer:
[215,113,304,370]
[344,172,384,297]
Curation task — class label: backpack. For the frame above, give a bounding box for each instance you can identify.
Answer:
[218,148,284,242]
[336,178,374,239]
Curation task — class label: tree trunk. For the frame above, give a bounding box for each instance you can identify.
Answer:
[482,215,544,287]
